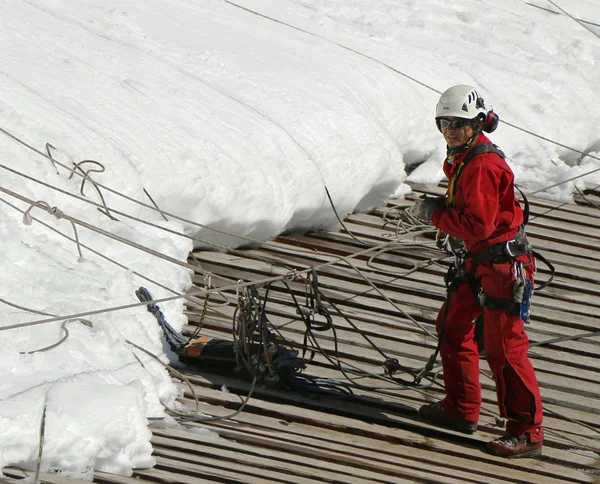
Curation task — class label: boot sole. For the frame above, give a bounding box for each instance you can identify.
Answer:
[419,414,477,434]
[486,445,542,459]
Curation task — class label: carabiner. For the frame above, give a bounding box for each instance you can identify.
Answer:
[505,239,517,257]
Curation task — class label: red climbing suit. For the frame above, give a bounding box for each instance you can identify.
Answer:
[430,133,544,442]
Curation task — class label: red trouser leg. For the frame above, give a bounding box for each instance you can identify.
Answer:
[436,281,482,423]
[478,255,544,442]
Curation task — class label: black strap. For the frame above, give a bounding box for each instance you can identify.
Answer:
[462,143,505,164]
[457,144,530,226]
[514,185,530,226]
[471,226,532,264]
[480,294,521,315]
[532,250,555,290]
[449,143,505,206]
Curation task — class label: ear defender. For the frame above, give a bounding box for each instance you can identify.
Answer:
[483,110,499,133]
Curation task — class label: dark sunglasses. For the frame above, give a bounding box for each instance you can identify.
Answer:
[436,118,470,130]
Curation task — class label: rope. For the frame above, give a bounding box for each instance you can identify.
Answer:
[2,163,296,292]
[19,320,93,355]
[124,338,202,418]
[523,2,600,29]
[231,225,600,439]
[0,294,93,353]
[262,260,599,440]
[223,0,436,94]
[0,296,55,317]
[222,0,600,181]
[545,0,600,42]
[144,188,169,222]
[530,330,600,348]
[343,258,436,339]
[0,237,410,332]
[325,186,367,245]
[185,233,600,440]
[367,246,450,277]
[0,129,309,250]
[525,163,600,197]
[2,186,204,272]
[144,286,275,423]
[45,143,60,174]
[33,401,47,484]
[136,287,187,351]
[0,196,210,311]
[0,161,346,274]
[527,186,600,221]
[0,160,247,251]
[22,200,84,262]
[0,161,254,251]
[68,159,118,221]
[574,184,600,209]
[281,270,441,389]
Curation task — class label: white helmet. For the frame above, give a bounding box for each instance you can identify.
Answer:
[435,84,488,120]
[435,84,499,133]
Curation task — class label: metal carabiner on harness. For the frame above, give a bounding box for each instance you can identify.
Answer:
[513,262,533,324]
[505,239,517,258]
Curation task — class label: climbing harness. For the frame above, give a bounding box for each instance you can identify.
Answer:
[432,143,556,358]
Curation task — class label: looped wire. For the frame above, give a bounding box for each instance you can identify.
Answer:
[22,200,84,262]
[45,143,60,174]
[68,159,118,221]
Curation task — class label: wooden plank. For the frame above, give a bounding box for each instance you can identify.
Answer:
[172,376,598,482]
[190,259,600,370]
[192,248,600,347]
[152,447,308,483]
[196,228,600,327]
[185,273,600,409]
[183,356,600,451]
[135,464,245,483]
[177,356,600,450]
[197,421,594,484]
[151,433,402,484]
[178,185,600,484]
[154,426,520,484]
[189,297,600,403]
[180,370,600,464]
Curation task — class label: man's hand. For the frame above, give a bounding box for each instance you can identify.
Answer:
[407,196,444,223]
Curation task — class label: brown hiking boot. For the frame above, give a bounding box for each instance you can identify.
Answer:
[419,401,478,434]
[486,433,542,458]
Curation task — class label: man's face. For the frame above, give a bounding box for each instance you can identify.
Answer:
[438,117,475,148]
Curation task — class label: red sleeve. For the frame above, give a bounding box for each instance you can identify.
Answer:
[431,157,500,241]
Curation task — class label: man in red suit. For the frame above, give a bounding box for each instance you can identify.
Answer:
[409,85,543,458]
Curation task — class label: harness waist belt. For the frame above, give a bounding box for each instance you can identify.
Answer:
[471,227,532,264]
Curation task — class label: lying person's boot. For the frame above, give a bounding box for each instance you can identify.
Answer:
[419,401,478,434]
[486,433,543,458]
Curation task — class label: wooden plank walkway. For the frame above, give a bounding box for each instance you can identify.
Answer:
[8,183,600,483]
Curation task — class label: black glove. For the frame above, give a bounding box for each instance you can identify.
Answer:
[407,196,444,223]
